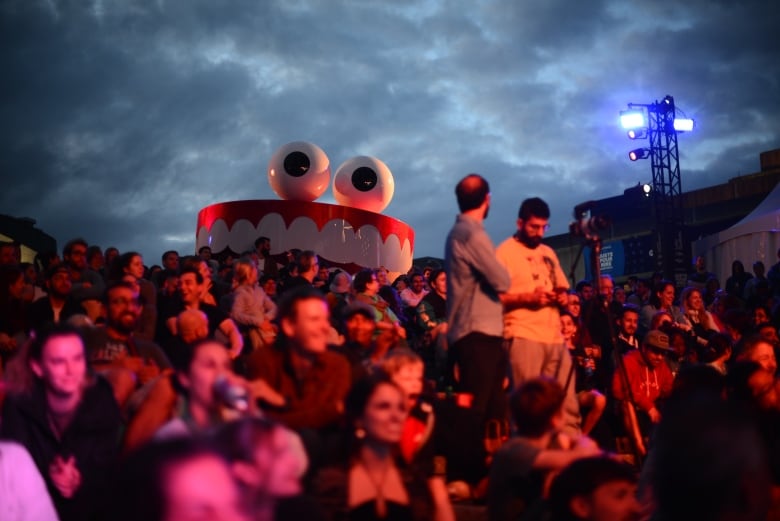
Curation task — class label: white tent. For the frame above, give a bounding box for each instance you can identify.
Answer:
[692,181,780,285]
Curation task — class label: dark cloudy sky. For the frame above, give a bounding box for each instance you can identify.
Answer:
[2,0,779,265]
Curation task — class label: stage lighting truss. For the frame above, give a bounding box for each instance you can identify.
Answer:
[629,148,649,161]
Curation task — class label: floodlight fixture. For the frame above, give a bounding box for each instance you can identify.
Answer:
[627,129,647,140]
[620,110,646,129]
[642,183,652,197]
[629,148,649,161]
[673,118,694,132]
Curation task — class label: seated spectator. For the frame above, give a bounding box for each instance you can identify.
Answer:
[330,302,393,384]
[660,325,695,377]
[561,312,605,436]
[639,280,683,337]
[678,286,721,346]
[352,269,406,341]
[61,238,105,321]
[751,304,772,328]
[260,274,279,302]
[19,260,46,303]
[487,377,600,521]
[0,265,29,365]
[755,321,780,348]
[615,304,640,354]
[213,417,319,521]
[112,437,250,521]
[734,334,778,375]
[698,332,732,375]
[312,261,330,293]
[377,268,405,324]
[313,373,454,521]
[613,285,627,306]
[0,441,60,521]
[612,330,675,440]
[415,268,448,383]
[687,255,715,290]
[380,349,433,464]
[721,307,752,345]
[109,251,157,342]
[280,250,319,294]
[84,281,171,408]
[416,268,448,349]
[181,255,231,306]
[27,265,86,334]
[155,339,281,440]
[1,324,121,521]
[118,313,210,452]
[156,307,210,372]
[547,456,640,521]
[725,259,753,301]
[325,270,352,334]
[400,271,429,315]
[245,287,351,433]
[198,245,220,277]
[230,259,277,351]
[565,291,583,322]
[702,275,721,308]
[163,267,243,359]
[627,278,651,309]
[575,280,595,304]
[392,274,409,293]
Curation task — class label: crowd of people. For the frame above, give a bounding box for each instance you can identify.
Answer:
[1,178,780,520]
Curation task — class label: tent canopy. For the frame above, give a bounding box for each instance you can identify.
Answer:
[692,181,780,287]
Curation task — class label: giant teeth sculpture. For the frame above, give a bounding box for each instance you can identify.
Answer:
[196,141,415,273]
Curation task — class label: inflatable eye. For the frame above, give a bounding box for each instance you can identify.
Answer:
[267,141,330,201]
[332,156,394,213]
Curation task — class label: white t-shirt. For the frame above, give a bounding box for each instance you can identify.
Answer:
[496,237,569,344]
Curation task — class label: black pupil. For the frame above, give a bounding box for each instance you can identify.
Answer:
[352,167,377,192]
[284,152,310,177]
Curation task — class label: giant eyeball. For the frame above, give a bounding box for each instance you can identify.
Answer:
[267,141,330,201]
[332,156,394,213]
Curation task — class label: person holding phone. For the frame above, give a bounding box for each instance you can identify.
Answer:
[497,197,582,435]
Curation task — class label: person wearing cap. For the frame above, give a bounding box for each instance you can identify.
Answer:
[612,329,675,431]
[330,301,385,383]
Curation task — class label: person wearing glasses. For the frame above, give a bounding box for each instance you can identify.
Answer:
[497,197,581,435]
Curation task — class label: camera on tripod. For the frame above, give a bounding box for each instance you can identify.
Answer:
[569,201,610,239]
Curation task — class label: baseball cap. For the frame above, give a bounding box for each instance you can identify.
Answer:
[643,329,673,352]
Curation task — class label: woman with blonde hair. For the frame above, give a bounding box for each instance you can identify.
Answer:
[679,286,721,346]
[230,259,277,351]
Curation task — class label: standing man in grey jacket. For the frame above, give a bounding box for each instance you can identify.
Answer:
[445,173,511,425]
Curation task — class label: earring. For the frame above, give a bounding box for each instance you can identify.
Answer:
[355,427,366,439]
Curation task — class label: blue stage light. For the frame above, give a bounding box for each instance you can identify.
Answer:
[620,110,645,129]
[629,148,649,161]
[627,129,646,139]
[673,118,694,132]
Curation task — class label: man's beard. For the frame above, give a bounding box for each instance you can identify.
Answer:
[112,314,138,335]
[518,229,542,249]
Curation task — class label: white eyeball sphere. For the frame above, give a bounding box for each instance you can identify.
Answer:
[267,141,330,201]
[332,156,394,213]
